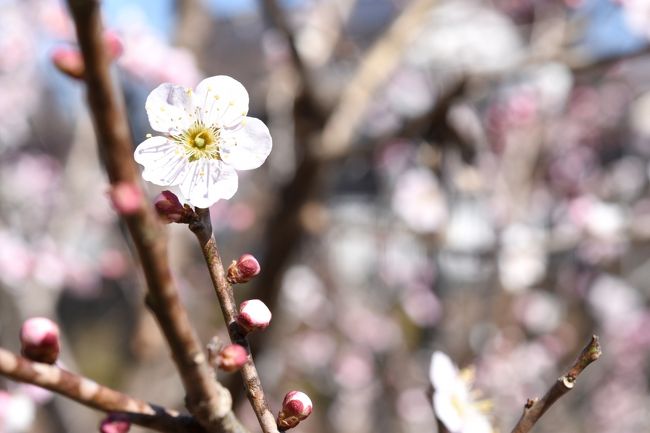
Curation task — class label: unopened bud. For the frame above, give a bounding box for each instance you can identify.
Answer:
[227,254,261,284]
[237,299,271,333]
[51,46,85,79]
[51,33,122,81]
[277,391,313,429]
[99,414,130,433]
[216,344,248,372]
[103,31,124,59]
[20,318,60,364]
[154,190,193,223]
[109,182,142,215]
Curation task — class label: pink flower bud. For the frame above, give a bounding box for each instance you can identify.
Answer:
[227,254,261,284]
[103,31,124,59]
[216,344,248,372]
[154,190,192,223]
[51,46,85,79]
[108,182,142,215]
[20,318,60,364]
[237,300,272,333]
[99,414,130,433]
[277,391,313,429]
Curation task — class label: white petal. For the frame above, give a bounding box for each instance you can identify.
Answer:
[134,136,188,186]
[462,410,493,433]
[220,117,272,170]
[433,392,463,433]
[194,75,249,128]
[429,351,460,391]
[179,159,239,208]
[146,83,194,134]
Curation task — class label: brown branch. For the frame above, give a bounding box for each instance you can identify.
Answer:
[317,0,439,161]
[510,335,602,433]
[190,209,279,433]
[260,0,321,112]
[0,347,204,433]
[63,1,246,432]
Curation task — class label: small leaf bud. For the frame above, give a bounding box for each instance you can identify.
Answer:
[20,318,60,364]
[237,299,271,333]
[227,254,261,284]
[277,391,313,429]
[216,344,248,372]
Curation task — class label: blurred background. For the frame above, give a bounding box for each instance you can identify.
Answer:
[1,0,650,432]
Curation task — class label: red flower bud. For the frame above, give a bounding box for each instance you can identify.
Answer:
[227,254,261,284]
[237,299,272,333]
[51,47,85,79]
[216,344,248,372]
[277,391,313,429]
[99,414,130,433]
[20,318,60,364]
[153,190,192,223]
[108,182,142,215]
[51,33,122,81]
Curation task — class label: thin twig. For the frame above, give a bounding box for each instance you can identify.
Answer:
[510,335,602,433]
[190,209,280,433]
[64,1,246,432]
[0,347,204,433]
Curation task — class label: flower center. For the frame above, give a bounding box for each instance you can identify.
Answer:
[173,122,222,162]
[193,131,209,149]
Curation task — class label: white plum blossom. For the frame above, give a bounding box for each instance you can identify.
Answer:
[429,351,493,433]
[134,75,272,208]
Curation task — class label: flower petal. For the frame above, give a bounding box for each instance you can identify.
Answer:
[194,75,249,129]
[134,136,188,186]
[434,391,463,433]
[430,351,460,391]
[462,410,493,433]
[221,117,272,170]
[179,159,239,208]
[145,83,193,134]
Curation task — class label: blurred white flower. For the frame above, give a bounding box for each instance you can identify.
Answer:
[444,201,495,252]
[429,352,493,433]
[134,75,272,208]
[0,391,36,433]
[498,224,547,292]
[620,0,650,39]
[408,2,522,73]
[392,168,447,234]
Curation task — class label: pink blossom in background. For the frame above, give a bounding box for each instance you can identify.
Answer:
[117,20,202,87]
[0,4,40,152]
